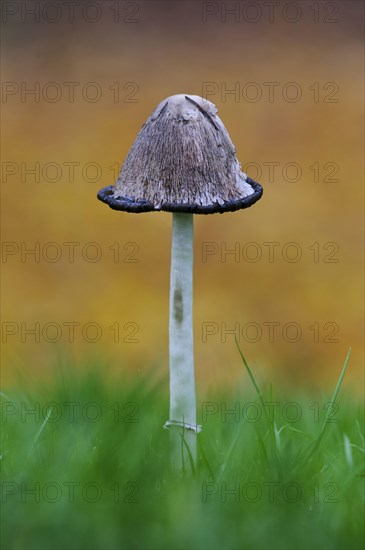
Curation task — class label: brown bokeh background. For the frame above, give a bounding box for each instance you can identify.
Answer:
[1,1,364,393]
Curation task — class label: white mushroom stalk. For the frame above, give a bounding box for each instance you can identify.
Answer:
[165,212,200,470]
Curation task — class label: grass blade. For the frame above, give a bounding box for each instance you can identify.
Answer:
[235,340,272,431]
[303,348,351,462]
[179,429,196,477]
[33,407,53,445]
[197,435,215,480]
[320,347,351,436]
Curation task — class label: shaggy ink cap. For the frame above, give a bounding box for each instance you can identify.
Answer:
[97,94,264,471]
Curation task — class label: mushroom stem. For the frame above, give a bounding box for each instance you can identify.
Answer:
[167,212,198,471]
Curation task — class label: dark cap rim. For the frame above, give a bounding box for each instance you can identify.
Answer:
[97,177,263,215]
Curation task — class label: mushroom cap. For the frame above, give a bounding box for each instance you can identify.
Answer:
[97,94,263,214]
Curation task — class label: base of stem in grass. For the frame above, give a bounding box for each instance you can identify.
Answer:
[164,422,200,474]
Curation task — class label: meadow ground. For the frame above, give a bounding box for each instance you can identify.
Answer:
[1,350,364,550]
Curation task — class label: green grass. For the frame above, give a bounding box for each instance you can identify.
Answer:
[1,350,364,550]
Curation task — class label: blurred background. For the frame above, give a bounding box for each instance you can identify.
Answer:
[1,0,364,392]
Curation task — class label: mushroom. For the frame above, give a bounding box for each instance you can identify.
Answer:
[97,94,263,471]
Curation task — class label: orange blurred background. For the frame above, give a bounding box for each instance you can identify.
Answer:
[1,1,364,393]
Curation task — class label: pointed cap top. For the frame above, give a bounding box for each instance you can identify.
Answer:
[98,94,263,214]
